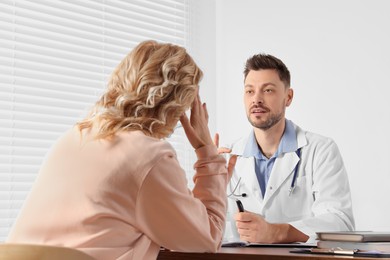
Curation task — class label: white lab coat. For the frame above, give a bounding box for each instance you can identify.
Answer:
[224,122,355,242]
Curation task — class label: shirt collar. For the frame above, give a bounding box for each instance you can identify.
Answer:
[280,119,298,154]
[242,119,298,159]
[242,130,260,158]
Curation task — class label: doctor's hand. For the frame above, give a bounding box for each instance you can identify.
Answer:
[213,133,231,154]
[234,211,309,243]
[213,133,237,179]
[235,212,277,243]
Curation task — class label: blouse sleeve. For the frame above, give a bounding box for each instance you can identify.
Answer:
[135,144,228,252]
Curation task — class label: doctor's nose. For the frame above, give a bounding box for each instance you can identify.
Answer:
[252,99,264,105]
[252,92,264,105]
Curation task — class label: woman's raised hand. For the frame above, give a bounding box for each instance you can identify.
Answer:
[180,94,213,150]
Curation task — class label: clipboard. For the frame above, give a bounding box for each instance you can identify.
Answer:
[290,248,390,258]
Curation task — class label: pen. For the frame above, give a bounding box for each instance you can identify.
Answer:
[236,199,245,212]
[301,248,390,257]
[311,248,357,255]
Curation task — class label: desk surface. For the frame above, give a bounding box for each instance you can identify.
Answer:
[157,247,388,260]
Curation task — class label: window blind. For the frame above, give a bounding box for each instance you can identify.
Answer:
[0,0,194,242]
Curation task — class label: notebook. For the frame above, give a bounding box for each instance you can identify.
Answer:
[317,240,390,251]
[316,231,390,242]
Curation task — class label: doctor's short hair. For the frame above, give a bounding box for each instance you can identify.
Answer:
[77,40,203,140]
[244,53,291,88]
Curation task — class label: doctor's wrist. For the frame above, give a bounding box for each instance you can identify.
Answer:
[271,223,309,243]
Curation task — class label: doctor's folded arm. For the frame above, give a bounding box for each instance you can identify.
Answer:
[219,53,355,244]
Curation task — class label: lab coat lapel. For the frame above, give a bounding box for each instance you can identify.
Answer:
[235,157,262,197]
[231,135,263,202]
[262,152,299,208]
[235,156,264,213]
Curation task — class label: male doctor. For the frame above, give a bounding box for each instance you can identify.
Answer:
[220,53,355,243]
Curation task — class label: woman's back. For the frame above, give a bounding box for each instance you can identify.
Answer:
[7,40,230,260]
[7,127,195,259]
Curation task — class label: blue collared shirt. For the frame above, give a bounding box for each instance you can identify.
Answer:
[242,119,298,197]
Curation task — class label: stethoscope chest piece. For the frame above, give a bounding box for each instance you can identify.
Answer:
[288,186,296,196]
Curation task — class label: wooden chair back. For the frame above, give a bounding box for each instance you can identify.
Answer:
[0,243,95,260]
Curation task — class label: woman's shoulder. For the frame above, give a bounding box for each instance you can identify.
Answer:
[118,130,176,156]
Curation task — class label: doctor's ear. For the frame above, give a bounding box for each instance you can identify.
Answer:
[285,88,293,107]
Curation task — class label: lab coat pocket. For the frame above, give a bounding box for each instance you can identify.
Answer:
[224,198,241,241]
[282,175,312,220]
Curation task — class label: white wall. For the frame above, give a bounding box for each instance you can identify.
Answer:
[215,0,390,230]
[189,0,217,134]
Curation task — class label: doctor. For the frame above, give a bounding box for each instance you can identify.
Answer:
[220,53,355,243]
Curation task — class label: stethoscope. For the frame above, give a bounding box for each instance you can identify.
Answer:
[288,148,301,196]
[227,148,302,198]
[227,177,247,198]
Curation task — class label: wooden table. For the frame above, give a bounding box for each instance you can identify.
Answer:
[158,247,389,260]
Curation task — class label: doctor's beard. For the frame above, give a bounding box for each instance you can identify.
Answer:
[248,111,283,131]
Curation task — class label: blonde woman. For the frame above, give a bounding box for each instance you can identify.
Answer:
[7,40,232,260]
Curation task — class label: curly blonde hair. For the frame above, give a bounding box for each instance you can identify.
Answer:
[77,40,203,139]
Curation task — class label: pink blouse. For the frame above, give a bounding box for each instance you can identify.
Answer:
[7,127,228,259]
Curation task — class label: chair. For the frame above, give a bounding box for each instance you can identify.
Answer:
[0,243,95,260]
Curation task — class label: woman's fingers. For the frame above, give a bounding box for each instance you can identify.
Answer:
[182,93,214,149]
[179,113,190,128]
[180,113,201,149]
[203,102,209,122]
[191,94,201,118]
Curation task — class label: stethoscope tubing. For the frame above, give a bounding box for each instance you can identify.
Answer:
[228,148,302,198]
